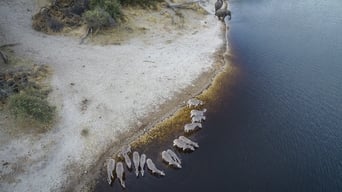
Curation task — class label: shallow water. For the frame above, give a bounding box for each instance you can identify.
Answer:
[94,0,342,191]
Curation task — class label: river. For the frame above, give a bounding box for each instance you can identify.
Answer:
[95,0,342,191]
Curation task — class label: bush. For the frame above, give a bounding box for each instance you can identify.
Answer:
[89,0,122,20]
[118,0,163,7]
[103,0,122,19]
[8,92,55,124]
[83,6,115,29]
[83,0,164,30]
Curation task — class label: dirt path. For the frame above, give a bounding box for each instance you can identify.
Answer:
[0,0,227,191]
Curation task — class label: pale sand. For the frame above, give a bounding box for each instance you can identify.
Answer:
[0,0,228,191]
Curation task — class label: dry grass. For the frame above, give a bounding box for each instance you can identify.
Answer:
[0,50,55,133]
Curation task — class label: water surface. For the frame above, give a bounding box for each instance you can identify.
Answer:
[95,0,342,191]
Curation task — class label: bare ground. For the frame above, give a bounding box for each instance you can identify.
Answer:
[0,0,228,191]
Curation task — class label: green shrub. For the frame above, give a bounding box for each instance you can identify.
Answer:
[84,0,164,29]
[23,87,51,100]
[103,0,122,19]
[89,0,105,8]
[89,0,122,20]
[118,0,162,7]
[83,6,114,29]
[8,92,55,124]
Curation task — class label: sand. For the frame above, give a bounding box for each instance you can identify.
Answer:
[0,0,228,191]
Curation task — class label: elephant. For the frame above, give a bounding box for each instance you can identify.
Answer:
[215,0,223,12]
[215,9,232,21]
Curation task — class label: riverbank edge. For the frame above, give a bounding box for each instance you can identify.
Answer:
[0,1,232,191]
[69,19,232,192]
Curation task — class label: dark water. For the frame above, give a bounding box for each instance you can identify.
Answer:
[95,0,342,191]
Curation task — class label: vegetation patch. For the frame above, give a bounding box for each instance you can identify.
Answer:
[32,0,163,34]
[118,0,163,8]
[89,0,122,21]
[83,6,116,30]
[0,47,55,130]
[32,0,87,33]
[7,91,55,124]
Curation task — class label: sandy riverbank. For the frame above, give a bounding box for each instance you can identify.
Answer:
[0,0,229,191]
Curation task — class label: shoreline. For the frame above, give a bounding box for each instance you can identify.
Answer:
[0,1,231,191]
[71,29,230,191]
